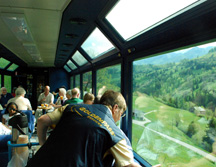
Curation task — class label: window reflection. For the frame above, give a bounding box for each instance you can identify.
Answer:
[97,64,121,96]
[132,41,216,166]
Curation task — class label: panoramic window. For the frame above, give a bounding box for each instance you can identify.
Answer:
[66,60,77,70]
[75,74,80,89]
[81,27,115,59]
[4,75,11,93]
[83,71,92,95]
[0,58,10,69]
[64,65,71,73]
[70,76,74,88]
[72,51,88,66]
[96,64,121,96]
[106,0,200,40]
[132,41,216,166]
[7,63,18,71]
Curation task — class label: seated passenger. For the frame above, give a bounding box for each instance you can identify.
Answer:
[26,90,141,167]
[66,89,72,101]
[7,87,32,111]
[51,88,67,108]
[38,85,54,106]
[0,122,11,135]
[83,93,95,105]
[2,102,18,126]
[64,87,83,104]
[0,87,13,108]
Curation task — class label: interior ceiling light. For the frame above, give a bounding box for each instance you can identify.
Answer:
[70,18,87,25]
[1,13,43,63]
[23,43,43,62]
[1,13,34,43]
[65,34,78,38]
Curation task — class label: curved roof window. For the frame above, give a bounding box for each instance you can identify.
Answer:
[0,57,10,69]
[67,60,77,70]
[81,27,114,59]
[106,0,200,40]
[72,51,88,66]
[64,65,71,72]
[7,63,19,71]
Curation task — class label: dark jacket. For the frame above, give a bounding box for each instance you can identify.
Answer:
[26,104,126,167]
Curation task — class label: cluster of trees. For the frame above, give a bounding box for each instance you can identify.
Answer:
[133,47,216,113]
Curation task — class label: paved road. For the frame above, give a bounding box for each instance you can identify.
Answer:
[133,120,216,163]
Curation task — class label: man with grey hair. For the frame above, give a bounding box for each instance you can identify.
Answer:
[64,87,83,105]
[0,87,13,108]
[7,87,32,110]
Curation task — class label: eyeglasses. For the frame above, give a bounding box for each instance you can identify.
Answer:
[121,113,126,118]
[9,108,17,111]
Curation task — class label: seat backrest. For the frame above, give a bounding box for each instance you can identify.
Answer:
[20,110,35,133]
[0,109,6,122]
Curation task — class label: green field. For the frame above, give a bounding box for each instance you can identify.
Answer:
[132,92,216,167]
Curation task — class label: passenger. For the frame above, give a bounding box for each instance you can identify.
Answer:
[38,85,54,105]
[65,89,72,100]
[83,92,95,105]
[64,87,83,104]
[26,90,141,167]
[7,87,32,110]
[2,102,18,126]
[0,87,13,108]
[51,88,67,108]
[0,122,11,135]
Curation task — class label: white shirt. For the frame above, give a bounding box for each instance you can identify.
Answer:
[56,96,67,105]
[0,122,11,135]
[8,96,32,110]
[38,92,54,104]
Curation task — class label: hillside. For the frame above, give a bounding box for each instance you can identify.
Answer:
[133,47,216,112]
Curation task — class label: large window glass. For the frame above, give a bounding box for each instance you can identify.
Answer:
[97,64,121,96]
[4,75,11,93]
[7,63,18,71]
[0,58,10,69]
[132,41,216,166]
[106,0,200,40]
[81,27,115,59]
[70,76,74,89]
[83,71,92,95]
[72,51,88,66]
[75,75,80,89]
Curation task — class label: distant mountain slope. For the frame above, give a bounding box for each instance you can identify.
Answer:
[134,46,213,65]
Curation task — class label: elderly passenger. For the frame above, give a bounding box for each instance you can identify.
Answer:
[38,85,54,105]
[26,90,141,167]
[7,87,32,110]
[0,87,13,108]
[51,88,67,108]
[64,87,83,104]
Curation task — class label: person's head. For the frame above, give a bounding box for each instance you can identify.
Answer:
[44,86,50,95]
[15,87,26,97]
[71,88,80,98]
[83,93,95,105]
[1,87,7,95]
[99,90,127,122]
[5,102,18,116]
[66,89,72,99]
[59,88,66,97]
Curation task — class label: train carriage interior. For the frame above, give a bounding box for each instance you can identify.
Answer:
[1,0,216,166]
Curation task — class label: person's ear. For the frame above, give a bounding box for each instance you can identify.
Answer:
[111,104,118,114]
